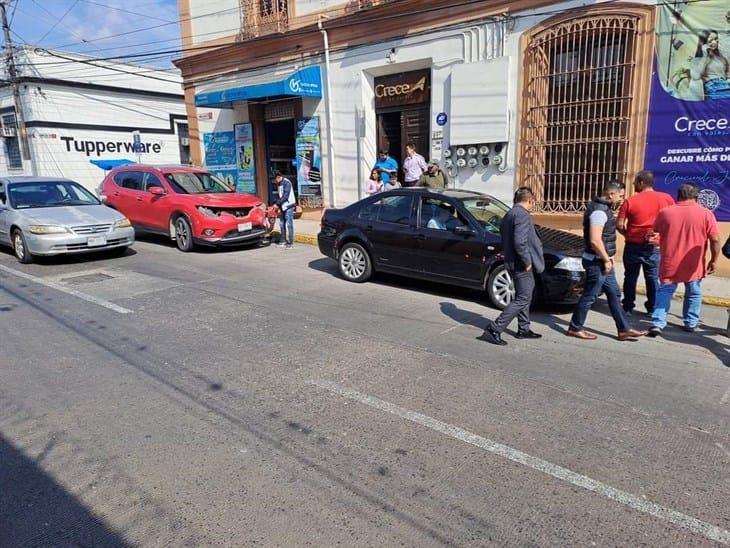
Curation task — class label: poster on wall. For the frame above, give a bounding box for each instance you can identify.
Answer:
[234,123,256,194]
[645,0,730,220]
[203,131,237,187]
[295,117,323,208]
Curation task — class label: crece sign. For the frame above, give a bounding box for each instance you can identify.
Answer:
[374,69,430,108]
[61,136,163,157]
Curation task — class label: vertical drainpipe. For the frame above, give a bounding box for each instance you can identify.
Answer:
[318,17,338,208]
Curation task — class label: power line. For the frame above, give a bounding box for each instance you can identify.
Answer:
[37,0,80,44]
[14,0,709,70]
[9,0,19,26]
[76,0,175,24]
[25,0,89,46]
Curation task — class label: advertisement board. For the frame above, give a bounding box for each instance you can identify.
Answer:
[203,131,237,186]
[645,0,730,220]
[295,117,323,208]
[234,123,256,194]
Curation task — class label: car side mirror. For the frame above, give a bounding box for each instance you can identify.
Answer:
[149,186,166,196]
[453,225,476,236]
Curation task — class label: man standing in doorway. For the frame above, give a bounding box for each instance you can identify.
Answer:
[648,183,721,336]
[617,170,674,315]
[480,187,543,346]
[567,180,647,341]
[402,142,427,187]
[373,149,399,189]
[272,171,296,249]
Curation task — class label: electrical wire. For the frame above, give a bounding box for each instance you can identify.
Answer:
[76,0,176,24]
[12,0,710,70]
[25,0,89,46]
[37,0,80,44]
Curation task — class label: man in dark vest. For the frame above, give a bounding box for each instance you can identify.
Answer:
[568,181,648,341]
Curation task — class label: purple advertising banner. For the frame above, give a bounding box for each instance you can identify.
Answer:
[644,0,730,221]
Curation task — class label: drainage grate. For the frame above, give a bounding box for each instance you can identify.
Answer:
[61,272,114,285]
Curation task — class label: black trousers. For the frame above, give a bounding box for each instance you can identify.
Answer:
[493,269,535,333]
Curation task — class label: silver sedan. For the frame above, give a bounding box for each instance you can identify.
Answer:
[0,177,135,263]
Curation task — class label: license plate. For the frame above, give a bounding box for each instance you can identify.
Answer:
[87,235,107,247]
[237,222,252,232]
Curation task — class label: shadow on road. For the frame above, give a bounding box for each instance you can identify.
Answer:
[0,245,137,266]
[0,434,130,548]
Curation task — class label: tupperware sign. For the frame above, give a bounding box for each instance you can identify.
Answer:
[60,135,162,157]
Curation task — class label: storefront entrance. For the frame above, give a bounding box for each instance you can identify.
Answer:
[265,118,297,203]
[374,69,431,175]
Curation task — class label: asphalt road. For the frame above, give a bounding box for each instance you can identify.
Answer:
[0,236,728,547]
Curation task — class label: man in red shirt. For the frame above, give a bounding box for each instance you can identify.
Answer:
[617,170,674,315]
[648,183,721,336]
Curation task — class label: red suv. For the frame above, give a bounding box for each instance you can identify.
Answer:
[100,165,270,251]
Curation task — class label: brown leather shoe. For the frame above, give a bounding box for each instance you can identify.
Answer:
[617,329,648,341]
[567,329,598,340]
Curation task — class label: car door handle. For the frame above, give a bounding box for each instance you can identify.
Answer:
[113,192,120,197]
[412,233,426,240]
[365,225,373,231]
[136,197,143,202]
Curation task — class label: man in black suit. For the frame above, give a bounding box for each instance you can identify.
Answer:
[480,187,544,345]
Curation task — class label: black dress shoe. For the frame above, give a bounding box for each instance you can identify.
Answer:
[479,324,507,346]
[516,330,542,339]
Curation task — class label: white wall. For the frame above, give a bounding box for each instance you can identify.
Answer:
[295,0,345,16]
[189,0,240,45]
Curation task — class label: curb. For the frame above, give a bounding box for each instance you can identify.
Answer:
[281,230,730,307]
[270,231,318,246]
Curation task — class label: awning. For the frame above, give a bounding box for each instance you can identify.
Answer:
[195,66,322,108]
[89,159,136,170]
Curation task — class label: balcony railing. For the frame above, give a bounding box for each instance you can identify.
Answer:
[238,0,399,39]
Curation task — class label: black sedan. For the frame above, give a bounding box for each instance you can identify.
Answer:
[317,189,586,309]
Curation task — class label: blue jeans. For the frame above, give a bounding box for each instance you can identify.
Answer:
[651,281,702,329]
[570,258,630,332]
[622,243,660,313]
[279,207,294,245]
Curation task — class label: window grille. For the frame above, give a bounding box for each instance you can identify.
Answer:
[1,114,22,170]
[520,15,641,213]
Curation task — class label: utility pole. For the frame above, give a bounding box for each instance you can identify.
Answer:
[1,0,31,161]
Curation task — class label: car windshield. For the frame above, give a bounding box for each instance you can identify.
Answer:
[164,172,232,194]
[460,195,509,234]
[8,181,100,209]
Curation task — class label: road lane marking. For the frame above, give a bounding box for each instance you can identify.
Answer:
[312,379,730,545]
[0,264,133,314]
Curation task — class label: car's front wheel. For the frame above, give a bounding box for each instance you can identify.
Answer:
[174,216,194,252]
[486,264,514,310]
[338,242,372,283]
[12,229,34,264]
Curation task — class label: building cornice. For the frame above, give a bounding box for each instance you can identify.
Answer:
[174,0,557,83]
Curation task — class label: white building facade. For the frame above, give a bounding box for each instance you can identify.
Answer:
[0,48,189,192]
[176,0,730,238]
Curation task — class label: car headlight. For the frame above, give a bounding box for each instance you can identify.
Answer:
[114,218,132,229]
[554,257,584,272]
[196,205,218,217]
[28,225,69,235]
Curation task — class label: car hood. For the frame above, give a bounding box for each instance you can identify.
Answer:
[25,205,125,225]
[186,193,261,207]
[535,225,584,257]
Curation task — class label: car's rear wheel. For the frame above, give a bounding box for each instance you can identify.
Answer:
[486,264,514,310]
[174,216,194,252]
[338,242,372,283]
[12,229,34,264]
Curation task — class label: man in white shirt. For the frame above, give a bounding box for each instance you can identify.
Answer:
[402,142,427,187]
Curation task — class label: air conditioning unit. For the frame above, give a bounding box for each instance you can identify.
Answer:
[1,126,16,137]
[180,137,190,146]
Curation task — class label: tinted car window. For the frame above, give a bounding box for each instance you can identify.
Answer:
[358,198,381,221]
[144,173,165,191]
[115,171,144,191]
[419,197,469,231]
[377,195,413,225]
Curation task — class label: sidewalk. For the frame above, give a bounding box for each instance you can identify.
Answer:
[280,218,730,307]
